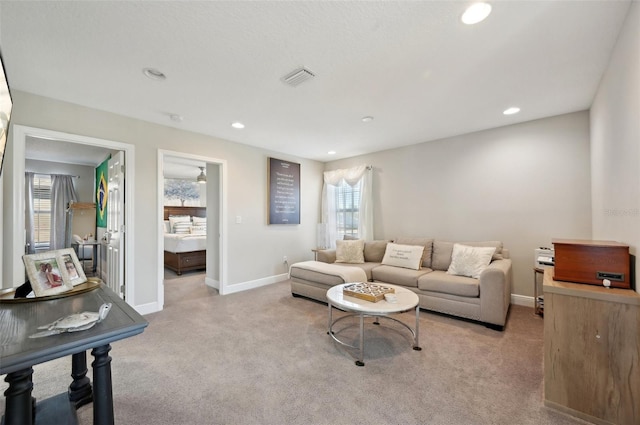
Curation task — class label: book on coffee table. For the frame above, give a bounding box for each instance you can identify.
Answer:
[343,282,395,303]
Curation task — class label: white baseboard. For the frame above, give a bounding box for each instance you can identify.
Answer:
[135,301,160,316]
[205,276,219,290]
[222,273,289,295]
[511,293,535,308]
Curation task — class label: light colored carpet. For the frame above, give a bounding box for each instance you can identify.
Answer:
[1,275,588,425]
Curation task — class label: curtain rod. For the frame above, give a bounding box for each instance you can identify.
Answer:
[26,171,80,178]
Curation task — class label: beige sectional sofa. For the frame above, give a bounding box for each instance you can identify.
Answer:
[289,238,512,330]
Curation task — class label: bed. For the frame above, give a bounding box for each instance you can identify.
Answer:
[163,206,207,275]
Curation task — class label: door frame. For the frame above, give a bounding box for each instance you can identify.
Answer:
[157,149,227,308]
[6,125,136,304]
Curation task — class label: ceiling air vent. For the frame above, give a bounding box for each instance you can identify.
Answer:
[282,67,315,87]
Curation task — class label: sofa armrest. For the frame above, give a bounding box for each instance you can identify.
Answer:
[478,259,513,327]
[316,249,336,264]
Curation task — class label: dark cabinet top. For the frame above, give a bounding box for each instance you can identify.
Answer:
[0,284,148,375]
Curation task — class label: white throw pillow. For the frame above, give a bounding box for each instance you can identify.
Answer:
[163,220,171,233]
[447,244,496,278]
[381,243,424,270]
[168,215,191,233]
[192,216,206,225]
[335,239,365,264]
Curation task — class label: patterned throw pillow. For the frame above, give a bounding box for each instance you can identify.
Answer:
[335,239,365,264]
[381,243,424,270]
[172,221,192,235]
[446,244,496,278]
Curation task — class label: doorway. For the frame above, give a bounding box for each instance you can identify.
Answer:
[157,150,227,310]
[5,125,135,303]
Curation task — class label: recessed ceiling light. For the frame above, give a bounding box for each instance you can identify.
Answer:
[170,114,183,122]
[503,107,521,115]
[461,2,492,25]
[328,151,336,155]
[142,68,166,81]
[231,122,245,129]
[362,116,374,122]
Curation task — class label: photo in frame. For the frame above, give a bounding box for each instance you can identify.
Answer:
[58,248,87,287]
[23,249,86,297]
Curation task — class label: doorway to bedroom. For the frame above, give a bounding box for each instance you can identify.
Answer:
[157,150,227,310]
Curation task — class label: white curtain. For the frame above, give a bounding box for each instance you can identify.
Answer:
[50,174,78,250]
[321,164,373,248]
[25,172,36,254]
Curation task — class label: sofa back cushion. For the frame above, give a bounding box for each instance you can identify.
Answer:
[393,238,433,268]
[432,240,504,271]
[363,240,390,263]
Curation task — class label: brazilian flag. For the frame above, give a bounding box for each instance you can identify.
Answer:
[96,157,110,228]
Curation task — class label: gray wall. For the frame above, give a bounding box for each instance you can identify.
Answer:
[5,91,324,307]
[25,159,95,202]
[326,111,593,297]
[591,2,639,294]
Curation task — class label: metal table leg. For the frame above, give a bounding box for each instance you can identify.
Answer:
[413,306,422,351]
[356,314,365,367]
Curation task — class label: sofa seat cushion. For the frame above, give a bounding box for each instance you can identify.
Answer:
[289,261,367,287]
[371,265,432,288]
[417,270,480,297]
[345,262,380,281]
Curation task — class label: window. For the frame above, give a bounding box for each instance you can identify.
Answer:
[334,179,361,239]
[33,174,52,250]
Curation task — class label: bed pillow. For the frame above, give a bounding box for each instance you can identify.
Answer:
[168,215,191,233]
[335,239,365,264]
[192,216,207,225]
[163,220,171,233]
[381,243,424,270]
[191,225,206,235]
[446,244,496,278]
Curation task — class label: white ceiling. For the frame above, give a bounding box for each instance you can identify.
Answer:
[1,1,632,162]
[25,136,112,166]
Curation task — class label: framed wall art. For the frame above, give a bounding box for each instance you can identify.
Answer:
[268,157,300,225]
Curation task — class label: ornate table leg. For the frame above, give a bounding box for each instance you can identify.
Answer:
[69,351,93,408]
[3,367,35,425]
[91,344,114,425]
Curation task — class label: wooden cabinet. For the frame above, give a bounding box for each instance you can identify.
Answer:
[543,268,640,424]
[552,239,630,289]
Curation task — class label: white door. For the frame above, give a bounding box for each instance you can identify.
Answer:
[106,152,125,298]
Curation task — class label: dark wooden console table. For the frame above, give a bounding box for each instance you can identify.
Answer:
[0,284,148,425]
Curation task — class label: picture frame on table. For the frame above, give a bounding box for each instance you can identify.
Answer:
[58,248,87,286]
[23,248,86,297]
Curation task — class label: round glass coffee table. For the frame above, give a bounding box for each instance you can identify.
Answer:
[327,283,421,366]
